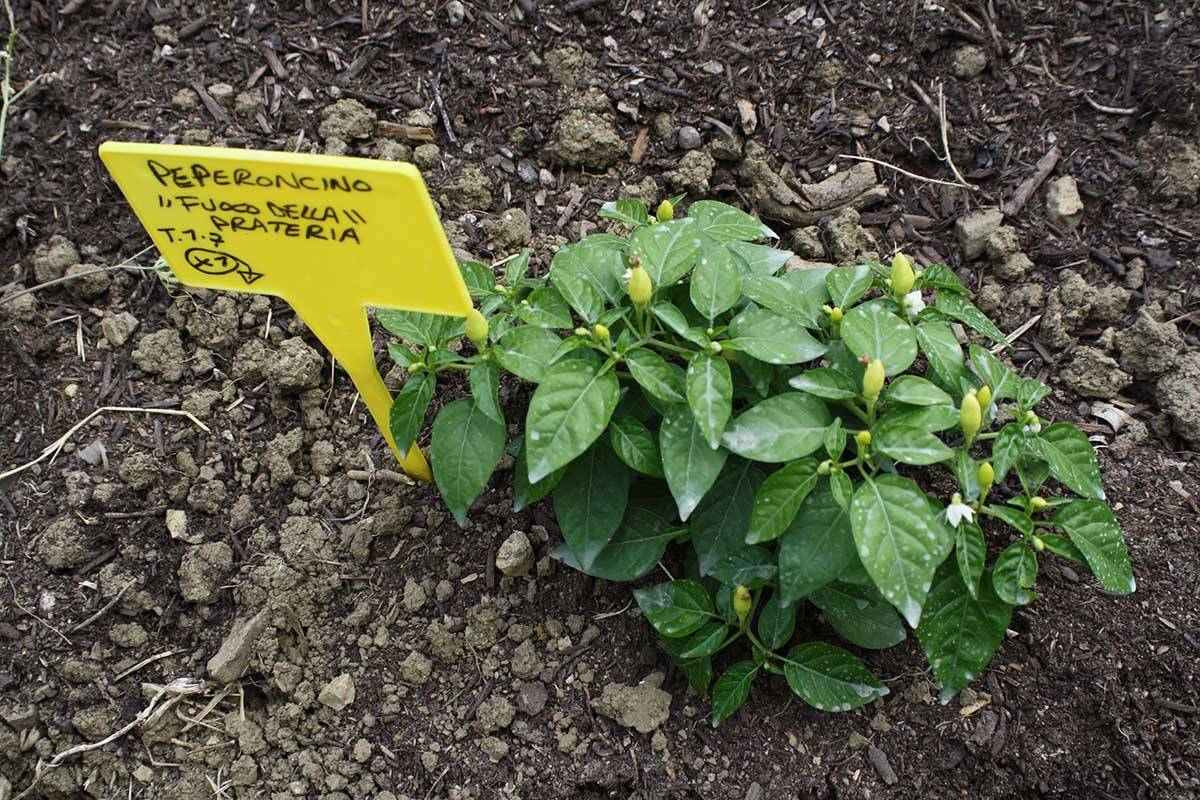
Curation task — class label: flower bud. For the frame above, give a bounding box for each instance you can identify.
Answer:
[574,326,590,337]
[817,460,832,476]
[830,307,843,324]
[657,198,674,222]
[856,430,872,448]
[1032,536,1046,552]
[594,323,610,342]
[960,391,981,440]
[627,265,653,306]
[733,585,752,626]
[891,252,916,297]
[977,385,992,410]
[465,309,489,348]
[493,283,507,294]
[862,358,885,400]
[708,341,723,355]
[1030,496,1048,512]
[978,462,995,491]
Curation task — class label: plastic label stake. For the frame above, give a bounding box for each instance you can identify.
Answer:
[99,142,472,481]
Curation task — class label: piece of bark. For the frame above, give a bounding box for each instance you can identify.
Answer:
[796,162,879,210]
[375,122,436,142]
[1005,145,1060,217]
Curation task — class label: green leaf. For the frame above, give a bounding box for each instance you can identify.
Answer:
[494,326,563,383]
[561,506,678,582]
[516,287,574,329]
[687,354,733,449]
[551,236,626,306]
[840,302,918,375]
[722,393,831,462]
[1039,533,1088,565]
[915,321,968,391]
[726,307,826,365]
[778,484,856,605]
[747,459,820,544]
[708,546,777,589]
[389,372,435,459]
[991,423,1025,481]
[387,341,418,368]
[468,360,503,425]
[377,308,460,348]
[968,344,1019,401]
[740,272,824,328]
[631,217,704,287]
[691,461,765,575]
[885,376,952,406]
[1016,377,1052,410]
[690,243,742,319]
[1052,500,1135,594]
[984,504,1033,536]
[757,591,796,650]
[659,636,713,694]
[599,198,649,226]
[917,561,1013,703]
[875,403,960,435]
[660,404,728,521]
[830,471,854,511]
[809,582,907,649]
[525,359,620,483]
[735,353,774,399]
[824,418,846,461]
[550,260,604,323]
[681,622,729,659]
[874,425,954,465]
[431,398,506,525]
[609,416,664,478]
[633,580,714,638]
[711,661,759,726]
[512,436,563,511]
[953,449,981,502]
[955,521,986,600]
[788,368,858,400]
[459,259,496,294]
[826,264,874,309]
[992,543,1038,605]
[725,241,793,276]
[552,442,632,570]
[935,291,1009,348]
[921,263,968,293]
[850,474,953,628]
[624,348,687,404]
[1032,423,1105,500]
[783,643,888,712]
[690,200,776,242]
[651,301,692,338]
[503,251,530,285]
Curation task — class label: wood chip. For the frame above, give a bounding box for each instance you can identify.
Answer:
[375,122,435,142]
[867,746,898,785]
[1005,144,1060,217]
[736,98,757,135]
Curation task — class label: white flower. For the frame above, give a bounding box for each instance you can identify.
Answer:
[945,493,975,528]
[1022,422,1042,435]
[902,290,926,319]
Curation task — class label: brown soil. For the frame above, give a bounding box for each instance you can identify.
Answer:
[2,2,1199,799]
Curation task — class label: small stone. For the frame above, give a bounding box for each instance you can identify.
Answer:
[591,673,671,733]
[665,149,715,196]
[949,45,988,80]
[178,542,234,604]
[402,578,427,612]
[1117,308,1187,380]
[375,140,412,162]
[544,110,626,170]
[318,99,376,141]
[207,82,236,109]
[0,284,37,322]
[400,651,433,685]
[207,609,270,683]
[510,639,543,679]
[475,695,515,733]
[848,731,872,750]
[131,329,186,382]
[483,208,532,252]
[495,531,535,577]
[444,166,494,210]
[352,738,373,763]
[445,0,465,26]
[37,517,94,570]
[479,736,509,762]
[234,90,261,119]
[132,764,155,783]
[165,509,201,544]
[1046,176,1084,231]
[171,88,199,111]
[677,125,702,150]
[30,234,80,283]
[993,252,1033,282]
[109,622,149,649]
[319,673,356,711]
[824,207,872,262]
[789,226,825,260]
[265,337,323,393]
[413,143,441,171]
[101,311,139,347]
[65,263,111,299]
[955,207,1003,260]
[152,24,179,45]
[1157,352,1200,447]
[516,681,548,716]
[1061,346,1132,399]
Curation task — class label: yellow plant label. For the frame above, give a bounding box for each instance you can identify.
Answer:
[99,142,473,481]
